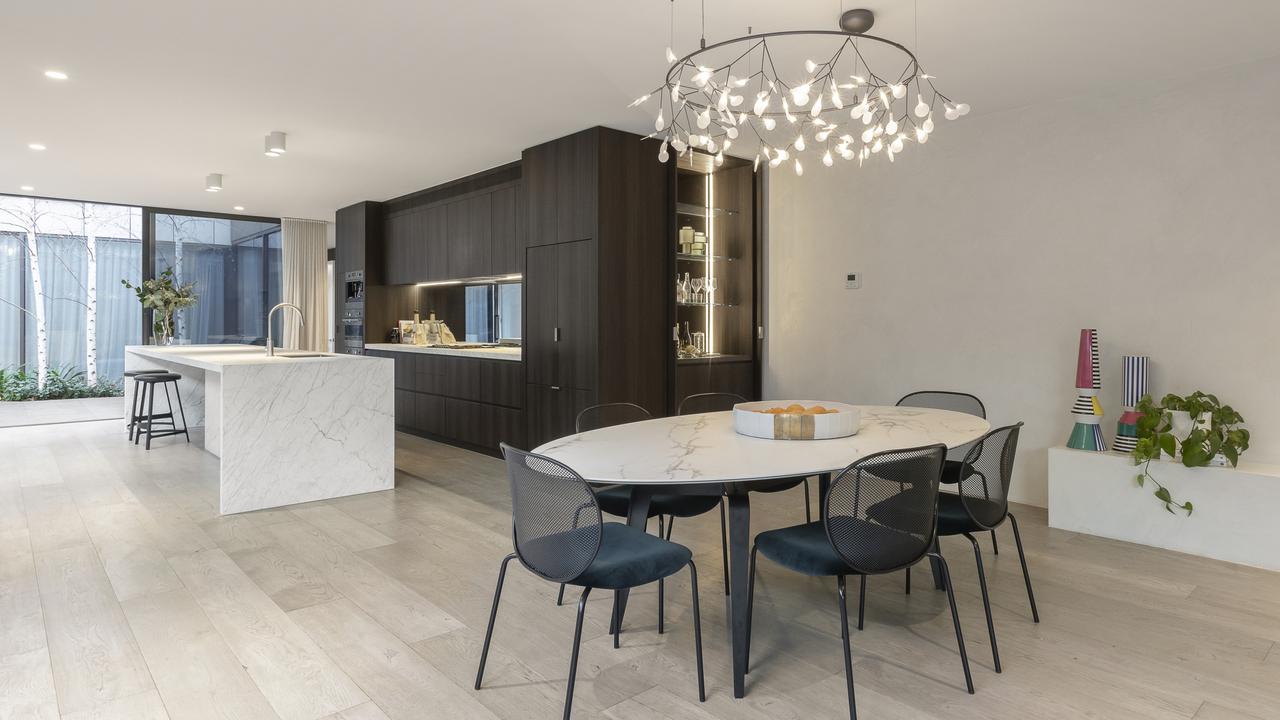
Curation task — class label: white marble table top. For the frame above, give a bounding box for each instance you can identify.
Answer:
[127,344,375,372]
[533,405,991,485]
[364,343,522,362]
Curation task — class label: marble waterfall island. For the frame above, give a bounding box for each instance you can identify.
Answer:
[124,344,394,514]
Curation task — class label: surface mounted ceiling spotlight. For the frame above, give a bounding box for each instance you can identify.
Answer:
[205,173,223,192]
[266,131,286,155]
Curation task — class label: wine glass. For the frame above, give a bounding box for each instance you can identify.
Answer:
[690,277,704,305]
[705,276,718,304]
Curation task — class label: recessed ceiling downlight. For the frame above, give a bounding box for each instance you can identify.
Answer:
[28,143,46,151]
[205,173,223,192]
[233,206,245,211]
[20,185,34,192]
[44,70,69,80]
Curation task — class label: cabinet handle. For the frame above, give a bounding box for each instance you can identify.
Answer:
[553,327,561,342]
[550,385,561,391]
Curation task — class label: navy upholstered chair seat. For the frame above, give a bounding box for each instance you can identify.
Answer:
[935,492,1003,535]
[562,523,693,589]
[940,459,975,484]
[755,520,924,577]
[593,486,722,520]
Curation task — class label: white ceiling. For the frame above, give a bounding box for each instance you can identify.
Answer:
[4,1,1280,222]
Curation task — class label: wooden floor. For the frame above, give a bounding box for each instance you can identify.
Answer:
[2,420,1279,720]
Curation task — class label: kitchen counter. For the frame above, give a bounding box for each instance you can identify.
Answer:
[124,344,394,514]
[364,342,522,362]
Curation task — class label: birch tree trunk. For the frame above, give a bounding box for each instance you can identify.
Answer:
[25,230,48,387]
[85,232,98,384]
[174,233,185,340]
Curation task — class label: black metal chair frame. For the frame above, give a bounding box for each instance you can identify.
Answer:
[133,374,190,449]
[896,391,1001,555]
[745,444,974,719]
[931,422,1039,675]
[476,444,705,720]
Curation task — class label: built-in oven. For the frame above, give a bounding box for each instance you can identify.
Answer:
[342,270,365,354]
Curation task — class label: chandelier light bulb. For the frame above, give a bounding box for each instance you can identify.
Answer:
[823,149,834,167]
[878,88,891,107]
[753,92,770,116]
[726,126,739,139]
[885,117,899,135]
[850,74,866,86]
[810,94,823,117]
[783,98,797,123]
[861,127,875,143]
[956,103,971,116]
[890,136,905,153]
[794,134,806,151]
[762,117,777,130]
[871,138,883,153]
[815,129,831,142]
[658,141,670,162]
[655,110,665,131]
[923,115,935,133]
[715,151,725,166]
[730,94,744,107]
[914,96,930,118]
[628,93,651,108]
[891,83,906,99]
[916,127,929,143]
[944,103,959,120]
[831,86,843,109]
[666,47,677,63]
[804,59,818,74]
[794,158,804,176]
[770,156,783,168]
[754,153,762,171]
[672,137,688,152]
[696,108,710,129]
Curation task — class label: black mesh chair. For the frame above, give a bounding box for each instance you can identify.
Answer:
[934,422,1038,674]
[679,392,814,523]
[745,444,972,719]
[896,391,998,552]
[476,444,705,720]
[557,403,729,635]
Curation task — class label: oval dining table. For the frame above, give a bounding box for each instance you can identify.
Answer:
[534,404,991,698]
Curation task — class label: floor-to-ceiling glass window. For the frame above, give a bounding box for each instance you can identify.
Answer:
[0,194,142,401]
[152,212,282,345]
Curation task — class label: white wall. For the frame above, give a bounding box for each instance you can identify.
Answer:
[765,55,1280,507]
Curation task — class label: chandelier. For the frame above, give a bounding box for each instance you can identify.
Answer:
[631,7,969,174]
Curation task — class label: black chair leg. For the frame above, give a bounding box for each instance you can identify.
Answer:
[964,533,1001,673]
[905,566,911,595]
[719,499,730,595]
[929,552,974,694]
[990,529,999,555]
[474,553,516,690]
[612,591,621,648]
[1008,513,1040,622]
[804,479,812,523]
[665,515,675,540]
[931,536,945,591]
[688,561,706,702]
[556,584,565,606]
[857,575,866,631]
[836,575,858,719]
[745,543,758,674]
[563,586,592,720]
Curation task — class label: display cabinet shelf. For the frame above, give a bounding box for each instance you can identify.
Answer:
[676,202,739,218]
[675,253,737,263]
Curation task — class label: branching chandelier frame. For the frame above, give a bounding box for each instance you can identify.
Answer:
[630,4,969,174]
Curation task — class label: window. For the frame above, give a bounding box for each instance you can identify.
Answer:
[152,213,282,345]
[0,195,142,387]
[462,281,521,343]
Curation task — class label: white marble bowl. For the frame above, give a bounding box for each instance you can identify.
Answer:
[733,401,862,440]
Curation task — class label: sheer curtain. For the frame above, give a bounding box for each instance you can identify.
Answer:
[280,218,329,351]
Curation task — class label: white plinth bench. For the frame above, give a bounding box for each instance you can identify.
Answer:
[1048,446,1280,572]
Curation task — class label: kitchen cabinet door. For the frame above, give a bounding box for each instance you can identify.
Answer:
[383,211,412,285]
[556,239,597,392]
[447,195,491,279]
[423,204,449,281]
[489,185,520,275]
[524,244,558,388]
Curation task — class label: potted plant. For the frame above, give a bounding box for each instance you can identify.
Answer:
[122,267,198,345]
[1131,391,1250,515]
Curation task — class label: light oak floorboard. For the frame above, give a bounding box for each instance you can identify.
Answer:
[59,689,169,720]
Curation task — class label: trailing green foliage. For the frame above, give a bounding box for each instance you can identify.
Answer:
[0,366,123,401]
[1131,392,1250,515]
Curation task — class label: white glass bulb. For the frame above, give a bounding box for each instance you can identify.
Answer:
[809,95,823,117]
[850,101,868,117]
[815,129,830,142]
[671,81,682,102]
[666,47,677,63]
[944,104,959,120]
[754,92,769,116]
[762,117,777,130]
[805,59,818,74]
[872,138,883,153]
[831,86,843,109]
[721,139,732,151]
[655,110,665,131]
[754,153,761,172]
[629,94,651,108]
[794,158,803,176]
[770,156,783,168]
[916,127,928,143]
[776,148,789,161]
[794,134,806,151]
[878,88,890,107]
[850,74,866,86]
[672,138,687,152]
[885,117,898,135]
[922,115,935,133]
[873,124,884,137]
[730,94,744,107]
[956,103,971,116]
[658,143,670,162]
[791,83,811,105]
[706,139,717,153]
[887,148,896,162]
[841,147,855,160]
[861,127,875,143]
[715,151,725,166]
[697,108,711,129]
[891,83,906,99]
[914,97,929,118]
[783,98,796,124]
[822,150,834,167]
[890,136,904,153]
[726,126,739,139]
[862,111,874,125]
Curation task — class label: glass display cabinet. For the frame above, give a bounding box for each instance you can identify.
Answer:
[669,150,762,409]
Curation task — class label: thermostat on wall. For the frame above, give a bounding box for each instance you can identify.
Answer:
[845,272,862,289]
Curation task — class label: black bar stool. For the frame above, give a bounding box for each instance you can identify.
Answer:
[133,373,190,449]
[125,369,168,440]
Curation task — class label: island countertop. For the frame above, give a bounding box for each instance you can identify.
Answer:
[126,344,375,372]
[364,343,522,362]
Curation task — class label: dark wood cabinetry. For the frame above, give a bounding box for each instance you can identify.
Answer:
[522,128,670,447]
[368,349,525,454]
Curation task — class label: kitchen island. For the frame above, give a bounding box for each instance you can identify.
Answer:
[124,344,394,514]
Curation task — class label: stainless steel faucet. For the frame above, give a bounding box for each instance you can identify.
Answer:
[266,302,305,356]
